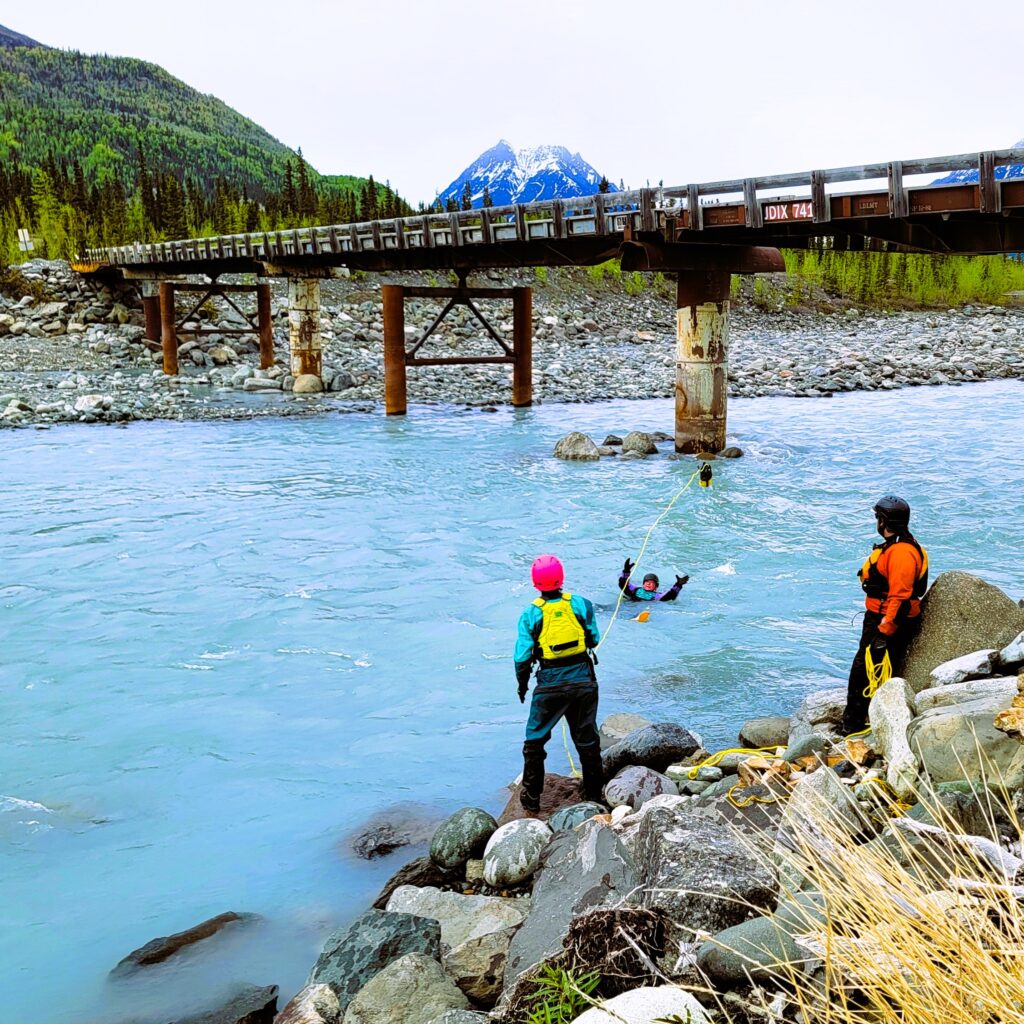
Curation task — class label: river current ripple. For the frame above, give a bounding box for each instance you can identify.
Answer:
[2,380,1023,1022]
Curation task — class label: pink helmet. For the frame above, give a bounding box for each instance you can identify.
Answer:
[531,554,564,591]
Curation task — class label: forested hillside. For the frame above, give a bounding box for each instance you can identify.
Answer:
[0,26,413,261]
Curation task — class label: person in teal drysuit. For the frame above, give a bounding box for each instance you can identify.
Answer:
[514,554,603,813]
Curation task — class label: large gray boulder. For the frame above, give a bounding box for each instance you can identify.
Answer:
[442,925,519,1007]
[908,690,1024,788]
[603,766,677,810]
[384,886,527,948]
[482,819,552,887]
[309,911,441,1012]
[621,431,659,455]
[601,723,701,778]
[429,808,498,869]
[572,986,709,1024]
[902,572,1024,693]
[915,676,1017,714]
[738,716,791,749]
[504,821,636,985]
[553,432,600,460]
[696,893,825,987]
[343,953,468,1024]
[633,802,776,950]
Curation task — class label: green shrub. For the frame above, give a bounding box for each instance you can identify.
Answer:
[525,964,600,1024]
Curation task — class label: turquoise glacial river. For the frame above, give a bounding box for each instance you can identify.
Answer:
[2,380,1023,1022]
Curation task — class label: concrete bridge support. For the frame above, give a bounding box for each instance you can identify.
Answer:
[287,278,322,379]
[141,280,161,346]
[675,269,730,454]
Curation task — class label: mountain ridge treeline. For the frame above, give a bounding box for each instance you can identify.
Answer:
[0,31,414,261]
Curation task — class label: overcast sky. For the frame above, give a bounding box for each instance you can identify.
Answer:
[12,0,1024,204]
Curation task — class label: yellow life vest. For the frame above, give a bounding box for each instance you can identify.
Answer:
[532,592,587,661]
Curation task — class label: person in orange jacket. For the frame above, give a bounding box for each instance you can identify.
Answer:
[841,495,929,734]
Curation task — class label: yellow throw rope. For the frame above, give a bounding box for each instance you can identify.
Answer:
[863,644,893,698]
[562,465,704,778]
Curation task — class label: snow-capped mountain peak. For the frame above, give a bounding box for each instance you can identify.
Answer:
[436,140,615,209]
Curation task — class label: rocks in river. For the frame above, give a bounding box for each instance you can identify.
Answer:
[548,801,606,832]
[372,856,461,910]
[572,985,709,1024]
[504,820,636,985]
[621,430,658,455]
[293,373,324,394]
[348,805,438,861]
[308,910,441,1012]
[482,819,552,887]
[174,983,278,1024]
[738,715,790,749]
[599,712,653,750]
[901,572,1024,693]
[243,376,283,392]
[384,886,528,948]
[719,446,744,458]
[553,431,600,460]
[275,984,340,1024]
[111,911,261,976]
[602,434,623,446]
[601,722,702,778]
[343,952,468,1024]
[429,808,498,869]
[603,766,678,810]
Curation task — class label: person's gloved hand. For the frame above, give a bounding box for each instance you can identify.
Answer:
[869,633,889,656]
[516,662,532,703]
[622,557,634,575]
[518,682,528,704]
[675,574,690,587]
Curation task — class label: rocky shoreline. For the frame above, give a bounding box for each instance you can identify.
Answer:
[1,260,1022,429]
[104,570,1024,1024]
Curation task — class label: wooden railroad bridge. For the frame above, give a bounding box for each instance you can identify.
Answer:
[75,147,1024,453]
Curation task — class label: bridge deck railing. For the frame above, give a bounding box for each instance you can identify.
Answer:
[86,148,1024,267]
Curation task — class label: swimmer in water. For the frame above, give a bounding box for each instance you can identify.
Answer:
[618,558,689,602]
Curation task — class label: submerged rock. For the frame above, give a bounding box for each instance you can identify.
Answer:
[111,911,261,976]
[174,983,278,1024]
[553,432,600,460]
[621,430,658,455]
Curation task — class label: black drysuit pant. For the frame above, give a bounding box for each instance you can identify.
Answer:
[843,610,918,733]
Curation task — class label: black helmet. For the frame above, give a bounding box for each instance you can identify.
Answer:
[642,573,659,586]
[873,495,911,527]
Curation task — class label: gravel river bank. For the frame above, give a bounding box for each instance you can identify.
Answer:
[1,260,1021,428]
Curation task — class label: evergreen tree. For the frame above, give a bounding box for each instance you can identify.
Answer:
[482,186,493,208]
[283,160,298,216]
[461,181,473,211]
[598,176,610,194]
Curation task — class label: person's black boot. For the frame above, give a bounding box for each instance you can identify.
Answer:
[521,741,546,813]
[579,746,605,805]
